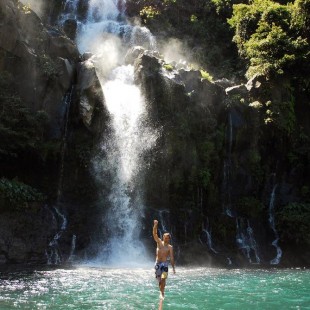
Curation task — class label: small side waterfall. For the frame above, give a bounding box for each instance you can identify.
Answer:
[268,184,282,265]
[46,207,68,265]
[236,218,260,264]
[222,109,260,264]
[68,234,77,262]
[200,225,218,254]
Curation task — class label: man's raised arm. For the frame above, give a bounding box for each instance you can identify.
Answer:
[153,220,161,242]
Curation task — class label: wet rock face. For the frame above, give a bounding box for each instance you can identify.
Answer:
[63,19,78,41]
[76,58,109,132]
[131,50,310,267]
[0,0,79,138]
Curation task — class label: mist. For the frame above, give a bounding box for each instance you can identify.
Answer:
[159,38,198,69]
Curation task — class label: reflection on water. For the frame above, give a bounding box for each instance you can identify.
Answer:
[0,267,309,309]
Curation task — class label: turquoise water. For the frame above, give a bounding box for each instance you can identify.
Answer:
[0,266,309,309]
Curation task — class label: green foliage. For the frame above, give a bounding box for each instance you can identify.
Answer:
[261,85,297,134]
[0,178,45,210]
[287,126,310,168]
[199,169,211,188]
[278,202,310,245]
[200,69,213,82]
[236,196,264,218]
[190,14,198,22]
[211,0,233,16]
[140,5,160,22]
[291,0,310,36]
[163,63,174,71]
[229,0,310,79]
[0,71,49,157]
[246,149,264,186]
[127,0,238,77]
[37,54,60,79]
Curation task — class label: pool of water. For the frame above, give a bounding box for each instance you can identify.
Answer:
[0,266,309,309]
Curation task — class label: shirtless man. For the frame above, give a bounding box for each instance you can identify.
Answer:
[153,219,175,300]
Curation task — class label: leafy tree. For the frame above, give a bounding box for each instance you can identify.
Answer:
[229,0,310,79]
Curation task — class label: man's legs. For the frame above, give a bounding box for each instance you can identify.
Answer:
[159,279,166,299]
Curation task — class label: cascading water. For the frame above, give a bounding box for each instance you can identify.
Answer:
[221,109,261,264]
[268,184,282,265]
[68,234,77,262]
[60,0,80,24]
[236,218,260,264]
[200,223,218,254]
[76,0,158,265]
[46,207,68,265]
[98,65,157,265]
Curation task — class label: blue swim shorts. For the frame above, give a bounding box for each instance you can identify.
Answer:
[154,261,169,282]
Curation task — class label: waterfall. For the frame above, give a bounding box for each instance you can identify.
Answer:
[268,184,282,265]
[77,0,157,265]
[200,229,218,254]
[199,218,218,254]
[98,65,157,265]
[236,218,260,264]
[46,207,68,265]
[60,0,80,23]
[68,235,77,262]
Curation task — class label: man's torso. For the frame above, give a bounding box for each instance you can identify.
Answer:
[156,241,170,262]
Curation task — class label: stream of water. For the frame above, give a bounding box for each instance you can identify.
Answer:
[0,266,309,309]
[74,0,157,263]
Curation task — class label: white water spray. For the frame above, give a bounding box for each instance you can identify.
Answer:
[77,0,158,265]
[60,0,80,23]
[99,65,157,265]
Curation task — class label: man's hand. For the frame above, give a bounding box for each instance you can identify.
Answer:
[153,220,160,242]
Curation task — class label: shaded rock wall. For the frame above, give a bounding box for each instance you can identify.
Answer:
[132,50,310,267]
[0,0,108,264]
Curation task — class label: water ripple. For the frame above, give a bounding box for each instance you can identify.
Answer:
[0,267,309,309]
